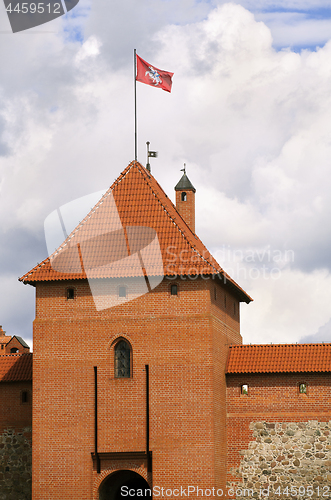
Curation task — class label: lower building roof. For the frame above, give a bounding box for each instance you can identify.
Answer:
[226,343,331,374]
[0,354,32,382]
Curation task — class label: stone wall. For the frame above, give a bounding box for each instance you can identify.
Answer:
[228,421,331,499]
[0,427,32,500]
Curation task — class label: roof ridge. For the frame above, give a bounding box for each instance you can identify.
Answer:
[133,162,222,275]
[0,353,32,358]
[227,343,331,373]
[21,161,222,283]
[18,160,251,303]
[48,164,135,260]
[19,162,136,283]
[230,343,331,348]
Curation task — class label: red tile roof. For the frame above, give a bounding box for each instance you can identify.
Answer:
[0,325,11,345]
[19,161,252,303]
[0,336,11,345]
[0,354,32,382]
[226,344,331,373]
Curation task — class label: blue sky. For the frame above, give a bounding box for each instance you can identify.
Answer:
[57,0,331,52]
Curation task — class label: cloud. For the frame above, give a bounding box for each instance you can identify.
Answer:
[256,12,331,50]
[0,274,35,347]
[75,35,101,63]
[240,268,331,344]
[1,2,331,344]
[233,0,331,10]
[299,317,331,343]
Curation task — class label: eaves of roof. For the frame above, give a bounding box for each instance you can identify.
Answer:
[0,353,32,382]
[6,336,30,349]
[226,343,331,374]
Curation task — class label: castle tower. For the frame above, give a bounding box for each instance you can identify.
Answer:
[20,161,251,500]
[174,169,196,233]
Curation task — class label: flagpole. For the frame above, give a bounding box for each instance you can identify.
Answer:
[134,48,137,161]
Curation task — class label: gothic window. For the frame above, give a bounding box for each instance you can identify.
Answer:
[171,284,178,296]
[10,348,19,353]
[181,192,187,202]
[114,340,131,378]
[118,286,127,298]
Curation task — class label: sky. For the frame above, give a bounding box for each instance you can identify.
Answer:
[1,0,331,348]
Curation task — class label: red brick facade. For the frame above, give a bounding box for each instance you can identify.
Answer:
[17,161,331,500]
[32,276,241,499]
[175,189,195,234]
[0,375,31,433]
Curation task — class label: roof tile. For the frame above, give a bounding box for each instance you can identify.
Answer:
[226,344,331,373]
[19,161,252,303]
[0,354,32,382]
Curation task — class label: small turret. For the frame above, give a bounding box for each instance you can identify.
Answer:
[174,166,196,233]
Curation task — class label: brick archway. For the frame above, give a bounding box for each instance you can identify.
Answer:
[98,469,151,500]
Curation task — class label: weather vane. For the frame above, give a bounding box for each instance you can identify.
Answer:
[146,141,158,173]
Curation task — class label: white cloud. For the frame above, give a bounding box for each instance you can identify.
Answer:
[300,317,331,343]
[240,268,331,344]
[234,0,331,10]
[75,35,101,63]
[256,12,331,49]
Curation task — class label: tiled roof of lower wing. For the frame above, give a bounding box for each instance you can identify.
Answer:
[19,161,251,303]
[0,354,32,382]
[226,343,331,373]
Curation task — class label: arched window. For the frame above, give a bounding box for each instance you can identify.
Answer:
[66,288,75,300]
[241,384,249,395]
[181,192,187,202]
[114,340,131,378]
[299,383,307,394]
[10,348,19,353]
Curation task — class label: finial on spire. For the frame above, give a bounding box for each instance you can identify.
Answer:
[180,163,186,175]
[146,141,158,173]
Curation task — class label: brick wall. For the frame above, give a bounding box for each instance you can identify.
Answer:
[5,338,30,354]
[0,381,32,499]
[32,275,241,499]
[226,372,331,497]
[175,190,195,233]
[0,381,32,433]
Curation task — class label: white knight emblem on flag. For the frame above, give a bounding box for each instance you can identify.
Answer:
[146,66,162,86]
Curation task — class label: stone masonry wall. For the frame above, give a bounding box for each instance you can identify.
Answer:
[0,427,32,500]
[228,421,331,499]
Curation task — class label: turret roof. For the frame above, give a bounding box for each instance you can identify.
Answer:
[174,172,196,192]
[19,161,251,303]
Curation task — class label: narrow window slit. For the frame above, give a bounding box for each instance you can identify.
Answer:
[114,340,131,378]
[241,384,248,395]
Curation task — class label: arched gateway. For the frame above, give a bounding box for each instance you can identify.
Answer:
[99,470,151,500]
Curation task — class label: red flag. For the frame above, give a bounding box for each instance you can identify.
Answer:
[136,54,173,93]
